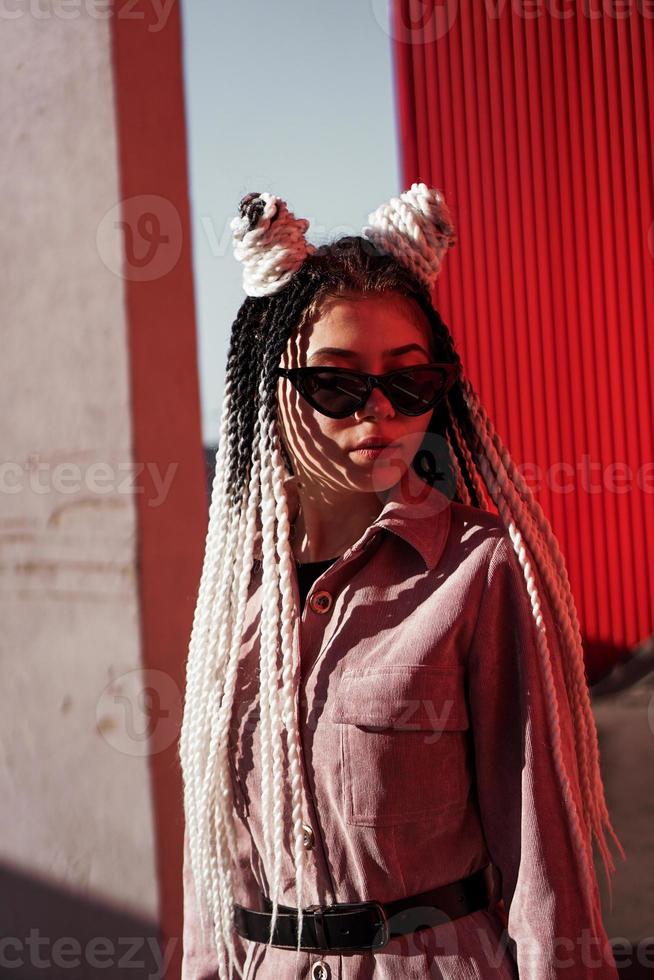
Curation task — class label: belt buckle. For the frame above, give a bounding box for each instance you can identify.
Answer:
[319,899,390,952]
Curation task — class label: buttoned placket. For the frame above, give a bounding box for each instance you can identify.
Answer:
[284,523,386,978]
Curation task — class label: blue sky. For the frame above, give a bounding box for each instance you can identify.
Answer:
[180,0,399,444]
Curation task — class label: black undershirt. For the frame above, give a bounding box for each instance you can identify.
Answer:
[295,556,340,611]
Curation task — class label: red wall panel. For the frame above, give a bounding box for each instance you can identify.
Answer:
[110,2,207,975]
[391,0,654,680]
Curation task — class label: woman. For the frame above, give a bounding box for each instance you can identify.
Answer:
[179,184,624,979]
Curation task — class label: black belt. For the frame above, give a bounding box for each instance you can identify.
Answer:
[233,864,492,953]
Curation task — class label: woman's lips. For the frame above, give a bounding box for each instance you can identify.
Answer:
[349,443,401,459]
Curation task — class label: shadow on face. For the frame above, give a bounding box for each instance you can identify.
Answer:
[276,290,438,509]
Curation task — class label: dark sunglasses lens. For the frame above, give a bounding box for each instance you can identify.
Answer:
[304,371,368,415]
[297,366,454,417]
[385,366,451,415]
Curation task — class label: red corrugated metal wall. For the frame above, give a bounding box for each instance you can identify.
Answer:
[390,0,653,681]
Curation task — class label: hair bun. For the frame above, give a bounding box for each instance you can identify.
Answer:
[237,191,268,229]
[230,192,315,297]
[361,182,457,292]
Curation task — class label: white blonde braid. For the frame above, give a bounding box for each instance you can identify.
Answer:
[230,191,316,297]
[361,181,457,292]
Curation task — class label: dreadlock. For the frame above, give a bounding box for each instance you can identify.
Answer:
[179,224,624,978]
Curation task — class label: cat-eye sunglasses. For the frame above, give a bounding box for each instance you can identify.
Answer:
[277,362,458,419]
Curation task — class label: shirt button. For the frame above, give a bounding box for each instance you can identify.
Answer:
[302,822,315,850]
[311,961,330,980]
[309,590,333,614]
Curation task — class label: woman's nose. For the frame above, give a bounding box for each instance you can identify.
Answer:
[355,383,395,419]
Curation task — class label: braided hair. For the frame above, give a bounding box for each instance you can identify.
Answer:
[178,194,624,979]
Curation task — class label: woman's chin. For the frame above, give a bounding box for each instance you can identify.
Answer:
[345,454,409,490]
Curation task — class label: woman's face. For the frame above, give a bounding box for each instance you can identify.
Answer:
[277,291,437,497]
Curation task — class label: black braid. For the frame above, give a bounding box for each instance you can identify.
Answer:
[405,290,486,504]
[224,299,265,507]
[258,279,323,447]
[442,411,481,507]
[222,277,327,506]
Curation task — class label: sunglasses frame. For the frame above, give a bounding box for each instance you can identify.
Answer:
[276,362,459,419]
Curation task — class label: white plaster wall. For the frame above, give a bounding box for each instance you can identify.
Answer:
[0,0,158,956]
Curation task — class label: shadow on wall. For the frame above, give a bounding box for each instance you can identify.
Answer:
[591,635,654,699]
[1,863,171,979]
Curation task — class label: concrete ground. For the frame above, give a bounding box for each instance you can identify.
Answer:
[591,640,654,977]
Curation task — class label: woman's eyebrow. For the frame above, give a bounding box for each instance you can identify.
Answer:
[308,343,430,361]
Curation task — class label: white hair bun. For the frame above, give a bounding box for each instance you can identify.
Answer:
[361,182,457,292]
[230,192,316,297]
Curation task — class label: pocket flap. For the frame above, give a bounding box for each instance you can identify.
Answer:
[330,665,469,731]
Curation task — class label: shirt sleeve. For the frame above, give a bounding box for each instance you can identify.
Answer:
[465,532,618,979]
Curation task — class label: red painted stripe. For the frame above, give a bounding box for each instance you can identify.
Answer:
[109,2,206,975]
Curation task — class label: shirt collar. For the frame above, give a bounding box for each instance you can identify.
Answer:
[251,466,452,570]
[369,465,452,571]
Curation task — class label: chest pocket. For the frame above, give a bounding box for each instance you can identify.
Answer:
[330,664,471,827]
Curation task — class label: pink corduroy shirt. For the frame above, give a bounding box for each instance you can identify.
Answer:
[182,466,618,979]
